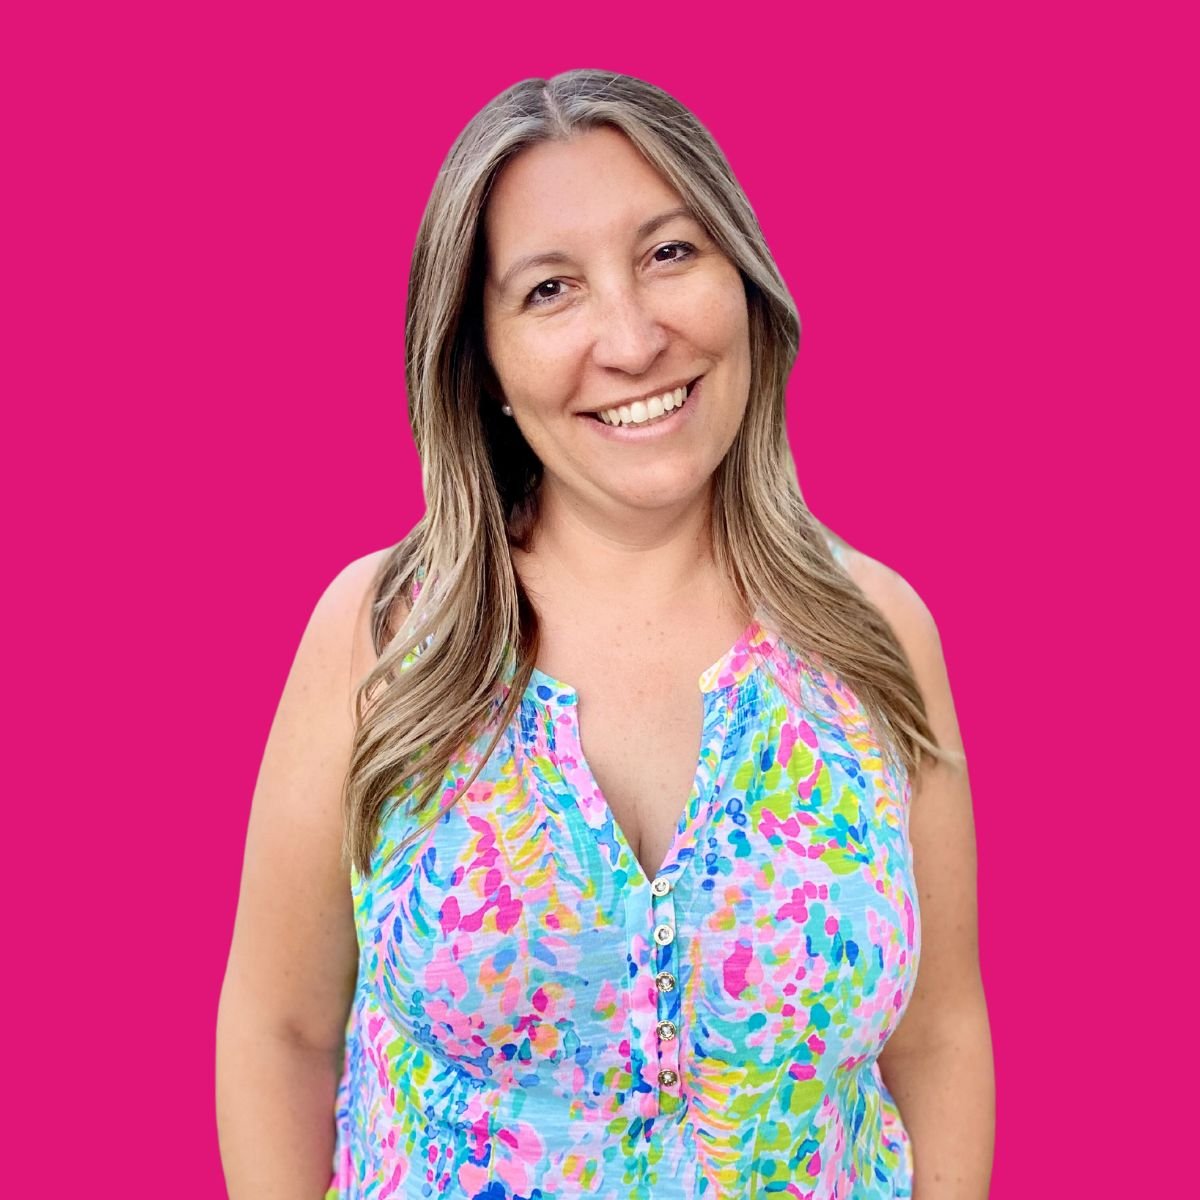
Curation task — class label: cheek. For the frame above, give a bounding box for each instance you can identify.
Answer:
[688,275,750,354]
[492,327,582,407]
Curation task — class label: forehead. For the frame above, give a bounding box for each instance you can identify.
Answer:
[483,127,684,264]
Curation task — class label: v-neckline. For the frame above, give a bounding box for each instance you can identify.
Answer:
[522,611,774,886]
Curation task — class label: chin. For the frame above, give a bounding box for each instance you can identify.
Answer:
[605,467,714,509]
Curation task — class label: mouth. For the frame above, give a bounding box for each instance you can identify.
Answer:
[583,376,703,429]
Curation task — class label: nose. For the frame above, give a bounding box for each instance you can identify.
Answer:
[589,280,670,374]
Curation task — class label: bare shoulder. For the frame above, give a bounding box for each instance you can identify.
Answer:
[835,544,941,666]
[311,545,397,710]
[319,544,394,613]
[832,541,961,757]
[257,544,396,787]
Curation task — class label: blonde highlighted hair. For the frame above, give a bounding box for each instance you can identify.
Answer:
[343,69,957,878]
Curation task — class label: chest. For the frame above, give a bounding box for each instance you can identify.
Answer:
[562,665,710,883]
[527,590,752,883]
[360,666,921,1107]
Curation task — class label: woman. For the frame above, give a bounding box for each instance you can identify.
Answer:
[216,70,994,1198]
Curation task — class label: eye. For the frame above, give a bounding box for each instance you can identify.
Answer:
[652,240,696,265]
[523,242,697,309]
[525,279,566,307]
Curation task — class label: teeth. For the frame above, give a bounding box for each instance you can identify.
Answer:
[598,385,688,427]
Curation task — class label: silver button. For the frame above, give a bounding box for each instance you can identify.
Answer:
[655,971,676,993]
[657,1068,679,1087]
[653,923,675,946]
[656,1019,677,1041]
[651,877,672,897]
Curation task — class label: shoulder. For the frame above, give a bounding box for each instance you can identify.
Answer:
[314,546,394,621]
[831,540,961,759]
[835,543,941,661]
[302,546,399,713]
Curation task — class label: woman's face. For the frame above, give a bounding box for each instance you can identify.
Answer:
[481,126,752,514]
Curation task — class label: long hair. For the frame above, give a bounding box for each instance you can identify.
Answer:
[343,69,959,878]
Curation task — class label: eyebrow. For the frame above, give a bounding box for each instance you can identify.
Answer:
[494,206,697,295]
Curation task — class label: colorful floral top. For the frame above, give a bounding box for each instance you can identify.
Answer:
[327,548,920,1199]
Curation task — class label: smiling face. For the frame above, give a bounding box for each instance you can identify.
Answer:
[481,126,752,515]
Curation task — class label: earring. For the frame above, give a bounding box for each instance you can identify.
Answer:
[501,403,513,417]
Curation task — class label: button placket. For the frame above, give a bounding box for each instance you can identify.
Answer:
[650,875,682,1094]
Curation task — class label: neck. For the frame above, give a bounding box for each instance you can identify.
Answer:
[520,475,719,611]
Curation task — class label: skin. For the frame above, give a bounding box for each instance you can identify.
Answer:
[217,126,993,1197]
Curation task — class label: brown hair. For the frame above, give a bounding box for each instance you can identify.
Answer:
[343,69,958,878]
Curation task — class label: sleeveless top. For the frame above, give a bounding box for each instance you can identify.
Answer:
[326,545,920,1199]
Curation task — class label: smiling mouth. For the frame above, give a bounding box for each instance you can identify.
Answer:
[586,376,702,427]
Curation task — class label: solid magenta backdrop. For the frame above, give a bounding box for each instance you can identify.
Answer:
[5,3,1193,1196]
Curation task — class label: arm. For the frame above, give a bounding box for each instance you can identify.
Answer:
[845,550,996,1199]
[216,549,391,1199]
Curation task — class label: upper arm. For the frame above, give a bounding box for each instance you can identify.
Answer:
[218,547,391,1053]
[839,546,985,1055]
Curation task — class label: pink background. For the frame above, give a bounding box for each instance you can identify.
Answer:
[6,3,1194,1195]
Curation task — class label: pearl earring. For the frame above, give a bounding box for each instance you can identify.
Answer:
[501,403,513,417]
